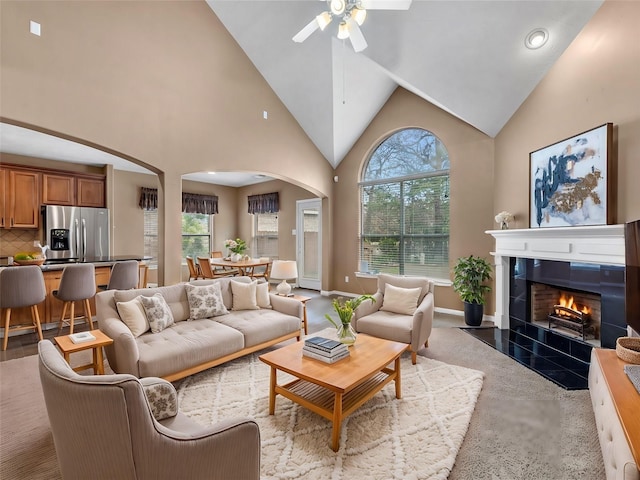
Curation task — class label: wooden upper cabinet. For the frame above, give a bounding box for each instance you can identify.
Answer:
[6,168,40,229]
[77,176,105,207]
[42,173,75,206]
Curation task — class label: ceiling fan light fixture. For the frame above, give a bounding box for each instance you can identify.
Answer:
[525,28,549,49]
[337,21,350,39]
[352,7,367,26]
[330,0,346,16]
[316,11,332,31]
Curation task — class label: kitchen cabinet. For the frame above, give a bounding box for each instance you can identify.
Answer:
[77,175,105,207]
[0,166,40,229]
[42,173,75,205]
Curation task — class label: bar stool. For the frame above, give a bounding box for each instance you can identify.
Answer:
[105,260,139,290]
[0,266,46,351]
[54,263,96,334]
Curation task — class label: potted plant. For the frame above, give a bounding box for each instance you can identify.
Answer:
[452,255,493,326]
[325,295,375,345]
[224,238,247,262]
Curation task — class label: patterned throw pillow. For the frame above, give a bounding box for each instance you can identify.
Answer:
[139,293,175,333]
[184,282,229,320]
[142,379,178,421]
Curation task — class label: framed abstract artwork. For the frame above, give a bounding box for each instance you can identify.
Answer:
[529,123,614,228]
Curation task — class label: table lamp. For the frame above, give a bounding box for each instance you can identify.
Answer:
[270,260,298,296]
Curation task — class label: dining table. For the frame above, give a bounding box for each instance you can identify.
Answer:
[209,257,271,276]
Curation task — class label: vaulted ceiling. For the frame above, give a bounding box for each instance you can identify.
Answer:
[1,1,604,184]
[206,0,603,167]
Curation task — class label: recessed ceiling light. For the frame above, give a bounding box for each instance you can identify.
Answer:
[525,28,549,49]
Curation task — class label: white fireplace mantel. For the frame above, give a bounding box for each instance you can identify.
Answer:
[486,225,626,329]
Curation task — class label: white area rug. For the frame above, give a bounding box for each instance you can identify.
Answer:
[176,351,484,480]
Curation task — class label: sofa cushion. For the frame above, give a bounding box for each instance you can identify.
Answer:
[184,282,228,320]
[114,283,190,322]
[215,310,301,348]
[135,320,245,378]
[357,310,413,344]
[231,280,259,311]
[139,294,175,334]
[116,296,149,337]
[380,284,421,315]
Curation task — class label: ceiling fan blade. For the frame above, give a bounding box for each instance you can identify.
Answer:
[346,18,368,52]
[293,18,320,43]
[360,0,412,10]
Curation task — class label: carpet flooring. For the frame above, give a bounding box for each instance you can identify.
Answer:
[0,327,605,479]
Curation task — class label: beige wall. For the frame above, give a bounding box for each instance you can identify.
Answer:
[334,88,496,311]
[494,0,640,226]
[2,1,638,311]
[0,0,333,284]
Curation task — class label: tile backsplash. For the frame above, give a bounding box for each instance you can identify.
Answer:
[0,229,40,257]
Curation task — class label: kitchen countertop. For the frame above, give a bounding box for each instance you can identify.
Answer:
[1,255,151,271]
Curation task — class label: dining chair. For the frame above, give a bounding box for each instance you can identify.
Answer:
[210,251,239,276]
[186,256,204,281]
[197,256,236,279]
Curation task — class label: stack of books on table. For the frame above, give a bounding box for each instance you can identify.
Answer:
[303,336,350,363]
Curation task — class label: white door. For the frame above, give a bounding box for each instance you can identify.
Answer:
[296,199,321,290]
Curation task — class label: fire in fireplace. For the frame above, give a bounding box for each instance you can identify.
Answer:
[548,293,595,341]
[531,283,601,345]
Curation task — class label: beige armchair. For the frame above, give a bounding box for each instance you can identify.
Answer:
[353,273,434,364]
[38,340,260,480]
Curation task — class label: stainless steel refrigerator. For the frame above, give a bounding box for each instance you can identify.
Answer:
[42,205,110,260]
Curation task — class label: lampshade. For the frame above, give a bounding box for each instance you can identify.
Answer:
[337,21,350,40]
[270,260,298,296]
[352,7,367,26]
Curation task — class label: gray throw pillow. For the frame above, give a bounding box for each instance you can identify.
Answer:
[185,282,229,320]
[139,293,175,333]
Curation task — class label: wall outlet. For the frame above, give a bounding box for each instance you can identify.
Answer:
[345,276,349,283]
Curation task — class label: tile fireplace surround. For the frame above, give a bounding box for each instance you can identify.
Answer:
[472,225,627,389]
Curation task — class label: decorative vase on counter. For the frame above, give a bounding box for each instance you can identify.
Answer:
[336,322,357,345]
[230,253,242,262]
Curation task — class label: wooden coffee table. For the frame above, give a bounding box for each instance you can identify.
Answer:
[259,333,407,451]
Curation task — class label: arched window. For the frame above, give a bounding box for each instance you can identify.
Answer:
[360,128,450,279]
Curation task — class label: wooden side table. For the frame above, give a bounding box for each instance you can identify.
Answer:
[54,329,113,375]
[289,294,312,335]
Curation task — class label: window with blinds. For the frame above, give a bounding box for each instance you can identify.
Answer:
[143,211,212,264]
[360,128,450,279]
[253,213,278,259]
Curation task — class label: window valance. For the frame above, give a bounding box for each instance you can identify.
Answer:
[139,188,219,215]
[182,192,219,215]
[248,192,279,214]
[139,187,158,211]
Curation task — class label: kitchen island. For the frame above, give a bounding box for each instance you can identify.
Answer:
[1,256,150,332]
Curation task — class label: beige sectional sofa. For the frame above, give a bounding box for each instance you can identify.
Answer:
[96,277,303,382]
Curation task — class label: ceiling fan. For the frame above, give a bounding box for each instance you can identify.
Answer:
[293,0,412,53]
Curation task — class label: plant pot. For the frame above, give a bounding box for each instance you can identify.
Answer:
[230,253,242,262]
[463,301,484,327]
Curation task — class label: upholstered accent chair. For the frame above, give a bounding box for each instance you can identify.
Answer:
[353,273,435,364]
[38,339,261,480]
